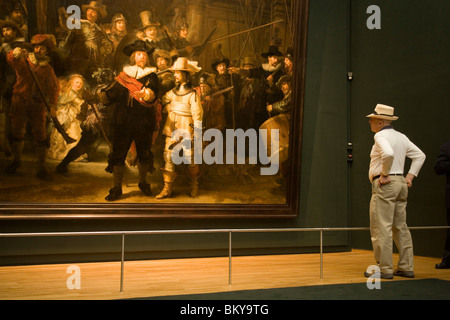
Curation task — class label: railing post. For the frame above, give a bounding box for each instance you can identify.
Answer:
[228,231,232,285]
[320,229,323,280]
[120,233,125,292]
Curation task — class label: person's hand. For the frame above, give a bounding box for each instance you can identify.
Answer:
[13,47,29,60]
[405,173,415,188]
[267,75,274,87]
[135,88,146,99]
[266,104,273,112]
[228,67,240,74]
[19,48,29,59]
[378,175,391,186]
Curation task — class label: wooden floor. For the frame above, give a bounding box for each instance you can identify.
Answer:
[0,249,448,300]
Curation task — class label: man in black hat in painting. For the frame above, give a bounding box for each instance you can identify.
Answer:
[211,55,241,129]
[229,45,285,128]
[99,40,161,201]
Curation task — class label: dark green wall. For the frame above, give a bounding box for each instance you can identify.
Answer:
[349,0,450,257]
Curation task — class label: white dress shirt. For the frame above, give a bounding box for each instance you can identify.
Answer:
[369,127,426,182]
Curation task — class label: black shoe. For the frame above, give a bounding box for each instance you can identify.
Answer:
[138,182,152,196]
[435,262,450,269]
[105,187,122,201]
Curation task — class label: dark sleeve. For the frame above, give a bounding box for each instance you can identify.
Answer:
[248,67,265,80]
[142,72,159,100]
[272,94,292,115]
[435,142,450,175]
[104,81,123,103]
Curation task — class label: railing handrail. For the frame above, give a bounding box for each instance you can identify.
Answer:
[0,225,448,238]
[1,226,448,293]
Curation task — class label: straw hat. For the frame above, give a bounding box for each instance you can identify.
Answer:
[169,57,201,75]
[366,104,399,121]
[82,1,107,18]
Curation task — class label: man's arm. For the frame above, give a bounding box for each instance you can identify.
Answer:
[374,134,394,184]
[405,140,426,188]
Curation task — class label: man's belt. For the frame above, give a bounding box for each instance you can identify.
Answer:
[373,174,403,180]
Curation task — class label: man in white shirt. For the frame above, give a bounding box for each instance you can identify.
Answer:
[365,104,426,279]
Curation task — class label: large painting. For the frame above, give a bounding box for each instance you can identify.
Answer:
[0,0,308,218]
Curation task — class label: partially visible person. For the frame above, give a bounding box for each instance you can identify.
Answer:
[173,18,193,59]
[48,74,87,161]
[211,55,240,130]
[265,75,292,190]
[236,55,260,130]
[229,45,285,128]
[4,4,28,41]
[365,104,426,279]
[63,1,113,85]
[55,69,114,175]
[196,72,225,132]
[137,10,171,52]
[266,75,292,117]
[434,141,450,269]
[108,13,127,51]
[0,20,25,157]
[5,37,60,181]
[283,47,293,76]
[153,49,175,97]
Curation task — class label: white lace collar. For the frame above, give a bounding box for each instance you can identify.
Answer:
[262,63,282,73]
[123,65,157,79]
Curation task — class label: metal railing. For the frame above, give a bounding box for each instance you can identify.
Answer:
[0,226,448,292]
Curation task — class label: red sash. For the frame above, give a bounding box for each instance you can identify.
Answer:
[115,71,155,108]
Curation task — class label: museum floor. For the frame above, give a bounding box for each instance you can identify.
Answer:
[0,249,448,300]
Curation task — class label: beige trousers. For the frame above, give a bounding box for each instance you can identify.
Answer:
[369,176,414,274]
